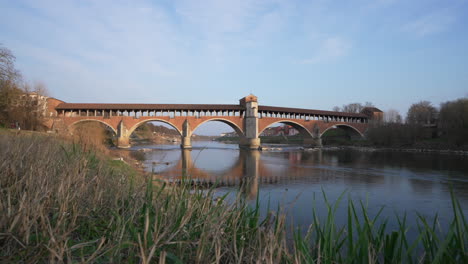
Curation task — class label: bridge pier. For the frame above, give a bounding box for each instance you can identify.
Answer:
[239,137,261,150]
[117,121,131,148]
[181,136,192,149]
[180,120,192,149]
[117,136,131,148]
[303,137,322,148]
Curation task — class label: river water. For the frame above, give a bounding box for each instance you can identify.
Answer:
[133,141,468,236]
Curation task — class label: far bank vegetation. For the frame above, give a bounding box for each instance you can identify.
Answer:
[366,99,468,149]
[326,100,468,149]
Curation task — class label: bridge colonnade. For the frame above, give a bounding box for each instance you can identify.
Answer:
[49,95,382,149]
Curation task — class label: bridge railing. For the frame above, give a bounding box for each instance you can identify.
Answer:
[58,109,247,119]
[258,110,368,123]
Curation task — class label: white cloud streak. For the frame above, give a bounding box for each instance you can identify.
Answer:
[300,37,352,64]
[402,11,455,37]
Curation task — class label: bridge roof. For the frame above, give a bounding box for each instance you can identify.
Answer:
[55,103,369,118]
[259,105,368,118]
[55,103,243,111]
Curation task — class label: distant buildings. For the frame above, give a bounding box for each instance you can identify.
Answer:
[260,125,299,136]
[220,132,238,137]
[220,125,299,137]
[18,92,64,118]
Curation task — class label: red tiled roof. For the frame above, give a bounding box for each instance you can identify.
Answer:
[55,103,369,118]
[258,105,368,118]
[55,103,243,111]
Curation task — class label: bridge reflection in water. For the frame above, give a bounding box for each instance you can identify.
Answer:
[147,148,327,200]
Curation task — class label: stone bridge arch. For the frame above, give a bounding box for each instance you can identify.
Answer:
[191,118,245,137]
[320,123,365,140]
[259,120,314,138]
[69,119,118,135]
[128,118,183,137]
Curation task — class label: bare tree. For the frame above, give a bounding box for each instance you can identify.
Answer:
[406,101,437,125]
[332,106,341,112]
[0,45,20,82]
[0,45,49,130]
[384,109,402,123]
[340,102,375,113]
[32,81,49,97]
[0,45,23,127]
[342,103,361,113]
[14,82,50,130]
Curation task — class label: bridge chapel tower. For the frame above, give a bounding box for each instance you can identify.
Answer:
[239,94,261,149]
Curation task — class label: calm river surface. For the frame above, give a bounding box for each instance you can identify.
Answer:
[133,141,468,235]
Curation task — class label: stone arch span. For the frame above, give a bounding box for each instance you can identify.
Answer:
[259,120,313,138]
[69,119,117,135]
[320,124,364,139]
[128,119,182,136]
[191,118,244,137]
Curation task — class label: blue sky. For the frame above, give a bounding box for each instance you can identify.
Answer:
[1,0,467,135]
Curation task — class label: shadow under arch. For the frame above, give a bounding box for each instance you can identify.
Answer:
[320,124,364,139]
[70,119,117,135]
[128,119,182,137]
[191,118,244,137]
[259,120,313,138]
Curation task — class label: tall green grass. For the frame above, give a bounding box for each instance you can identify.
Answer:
[293,190,467,264]
[0,131,466,263]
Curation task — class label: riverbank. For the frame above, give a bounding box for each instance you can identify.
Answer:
[216,135,303,144]
[217,135,468,155]
[1,130,467,263]
[276,145,468,155]
[132,130,216,145]
[320,145,468,155]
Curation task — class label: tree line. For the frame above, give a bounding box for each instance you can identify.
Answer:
[0,44,47,130]
[334,99,467,148]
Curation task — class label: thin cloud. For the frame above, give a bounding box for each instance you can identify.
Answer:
[402,10,455,37]
[174,0,291,63]
[301,37,352,64]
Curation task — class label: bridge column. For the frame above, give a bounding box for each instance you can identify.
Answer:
[239,95,260,150]
[303,124,322,148]
[117,121,131,148]
[303,137,322,148]
[180,119,192,149]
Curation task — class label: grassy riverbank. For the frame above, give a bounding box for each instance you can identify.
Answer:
[1,130,467,263]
